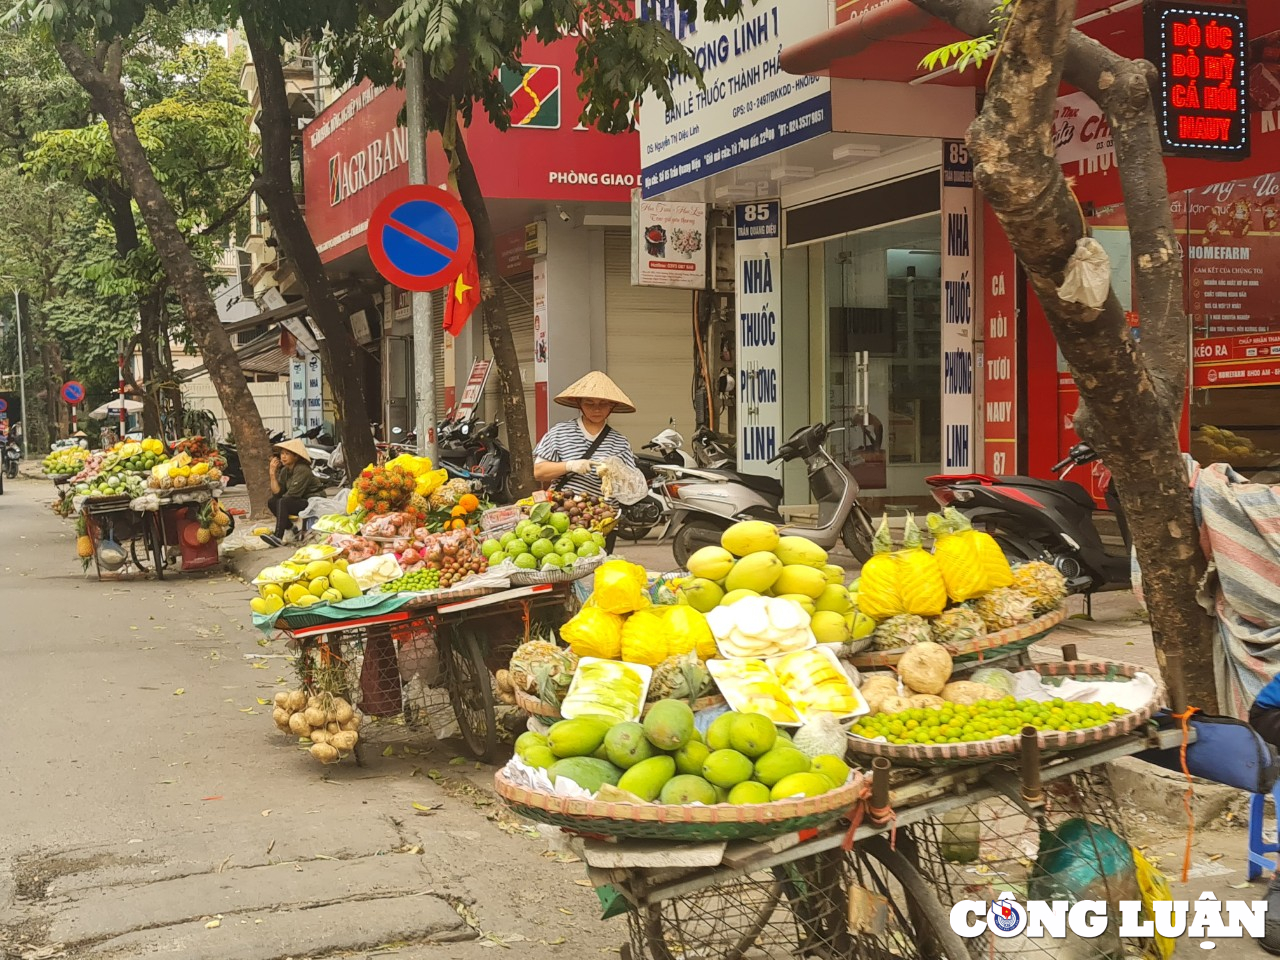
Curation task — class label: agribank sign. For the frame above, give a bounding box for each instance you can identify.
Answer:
[638,0,833,196]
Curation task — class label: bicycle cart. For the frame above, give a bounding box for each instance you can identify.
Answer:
[277,582,578,763]
[81,496,165,580]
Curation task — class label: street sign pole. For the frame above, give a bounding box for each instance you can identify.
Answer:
[11,285,27,449]
[405,49,439,464]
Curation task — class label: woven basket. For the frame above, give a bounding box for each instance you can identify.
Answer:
[508,553,607,586]
[846,659,1160,767]
[513,688,726,721]
[495,768,866,841]
[847,608,1066,669]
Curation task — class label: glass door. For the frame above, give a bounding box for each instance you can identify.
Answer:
[825,215,942,513]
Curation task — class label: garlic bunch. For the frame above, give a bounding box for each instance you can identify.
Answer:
[273,689,362,764]
[705,596,815,659]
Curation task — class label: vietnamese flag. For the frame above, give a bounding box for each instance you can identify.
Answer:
[444,255,481,336]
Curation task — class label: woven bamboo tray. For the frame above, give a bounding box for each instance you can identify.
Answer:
[508,554,607,586]
[845,659,1160,767]
[514,687,726,720]
[846,608,1066,669]
[495,768,866,841]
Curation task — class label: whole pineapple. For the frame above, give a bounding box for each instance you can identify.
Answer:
[930,606,986,645]
[872,614,932,650]
[1011,561,1068,615]
[509,640,579,698]
[973,587,1036,631]
[76,535,93,559]
[648,654,711,703]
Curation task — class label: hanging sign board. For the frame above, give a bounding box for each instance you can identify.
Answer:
[734,199,783,479]
[632,196,708,289]
[941,140,976,474]
[1144,1,1250,159]
[456,360,493,419]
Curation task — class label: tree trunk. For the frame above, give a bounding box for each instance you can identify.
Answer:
[159,301,184,439]
[922,0,1213,710]
[242,23,378,478]
[449,127,535,497]
[137,290,165,438]
[55,39,274,515]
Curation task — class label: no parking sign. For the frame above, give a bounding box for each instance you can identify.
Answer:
[61,381,84,405]
[367,185,474,292]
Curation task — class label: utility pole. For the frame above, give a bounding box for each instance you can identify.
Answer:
[1,279,29,449]
[405,50,439,464]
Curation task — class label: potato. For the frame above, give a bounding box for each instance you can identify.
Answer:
[342,713,362,732]
[310,743,340,764]
[272,707,291,730]
[285,690,307,713]
[332,699,354,724]
[495,669,514,694]
[909,694,945,710]
[303,706,327,728]
[273,691,291,709]
[878,695,914,715]
[330,730,359,752]
[309,728,330,745]
[898,642,953,696]
[288,712,311,737]
[942,681,1005,705]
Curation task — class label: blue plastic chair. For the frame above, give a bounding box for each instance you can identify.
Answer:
[1248,781,1280,880]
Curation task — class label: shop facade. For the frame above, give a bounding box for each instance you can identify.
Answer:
[300,37,698,454]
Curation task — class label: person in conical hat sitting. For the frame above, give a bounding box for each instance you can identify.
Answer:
[533,372,637,549]
[260,438,326,547]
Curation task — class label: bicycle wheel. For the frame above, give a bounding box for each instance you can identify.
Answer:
[847,833,974,960]
[441,623,500,762]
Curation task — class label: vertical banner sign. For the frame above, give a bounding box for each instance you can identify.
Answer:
[941,141,976,474]
[289,358,308,436]
[735,200,783,479]
[532,259,550,439]
[982,202,1019,475]
[306,353,324,429]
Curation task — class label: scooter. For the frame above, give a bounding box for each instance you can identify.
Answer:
[620,423,736,541]
[924,442,1132,598]
[4,437,21,479]
[663,422,876,568]
[691,427,734,469]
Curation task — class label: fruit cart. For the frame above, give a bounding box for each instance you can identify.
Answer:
[276,581,580,763]
[497,654,1181,960]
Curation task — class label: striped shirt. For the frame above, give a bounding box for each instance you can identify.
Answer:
[534,419,636,500]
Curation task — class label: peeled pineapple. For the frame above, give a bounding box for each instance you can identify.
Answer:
[1011,561,1067,615]
[943,508,1013,589]
[857,516,907,621]
[973,587,1036,631]
[928,511,988,601]
[508,639,578,696]
[872,614,932,650]
[648,653,711,702]
[896,514,946,617]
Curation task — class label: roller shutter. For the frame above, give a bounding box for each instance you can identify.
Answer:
[477,273,536,444]
[603,230,696,451]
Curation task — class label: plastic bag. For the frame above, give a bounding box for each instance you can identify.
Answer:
[592,559,650,615]
[361,512,417,539]
[1132,847,1174,960]
[560,606,624,659]
[660,605,717,660]
[1057,237,1111,309]
[300,489,352,520]
[596,456,648,505]
[620,609,670,666]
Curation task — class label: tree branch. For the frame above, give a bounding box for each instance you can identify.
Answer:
[197,177,261,238]
[910,0,1186,410]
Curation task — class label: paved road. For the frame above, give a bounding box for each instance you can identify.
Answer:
[0,477,615,960]
[2,475,1274,958]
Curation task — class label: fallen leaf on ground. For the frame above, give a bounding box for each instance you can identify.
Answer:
[412,802,443,813]
[204,919,221,929]
[449,756,468,765]
[574,879,593,887]
[261,809,271,817]
[382,746,396,757]
[251,662,269,670]
[173,688,185,696]
[239,707,258,714]
[256,697,271,705]
[202,795,223,801]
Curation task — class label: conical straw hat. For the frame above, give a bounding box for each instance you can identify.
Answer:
[554,371,635,414]
[273,438,312,462]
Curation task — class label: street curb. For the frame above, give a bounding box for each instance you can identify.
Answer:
[1107,755,1243,828]
[222,542,293,586]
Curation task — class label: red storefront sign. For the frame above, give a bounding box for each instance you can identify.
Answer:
[303,38,639,265]
[981,201,1018,475]
[1193,331,1280,388]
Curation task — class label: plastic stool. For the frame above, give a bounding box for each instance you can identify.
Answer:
[1248,781,1280,880]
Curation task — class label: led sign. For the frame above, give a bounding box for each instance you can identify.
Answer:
[1144,1,1249,159]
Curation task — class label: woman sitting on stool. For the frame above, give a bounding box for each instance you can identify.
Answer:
[260,439,326,547]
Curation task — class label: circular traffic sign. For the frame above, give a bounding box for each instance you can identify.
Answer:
[0,399,7,413]
[367,185,475,292]
[61,381,85,405]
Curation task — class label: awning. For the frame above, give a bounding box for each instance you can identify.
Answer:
[179,331,295,383]
[223,298,309,337]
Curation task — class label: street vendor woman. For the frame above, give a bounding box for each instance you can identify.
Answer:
[533,371,637,549]
[261,438,327,547]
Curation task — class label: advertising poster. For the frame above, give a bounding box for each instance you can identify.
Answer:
[734,200,783,479]
[981,202,1018,476]
[289,358,307,437]
[638,0,832,195]
[533,259,550,437]
[633,199,708,289]
[941,141,976,474]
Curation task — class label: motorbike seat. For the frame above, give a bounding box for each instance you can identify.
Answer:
[700,469,784,500]
[998,476,1098,511]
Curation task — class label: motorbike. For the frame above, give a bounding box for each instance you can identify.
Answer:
[300,425,342,485]
[4,437,21,479]
[390,415,513,503]
[219,431,285,487]
[925,441,1132,598]
[691,427,734,469]
[662,421,876,568]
